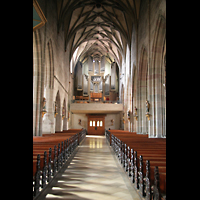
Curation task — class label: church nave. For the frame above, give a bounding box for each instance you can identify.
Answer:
[33,0,166,199]
[39,136,140,200]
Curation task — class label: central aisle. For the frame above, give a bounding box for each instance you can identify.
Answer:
[44,135,140,200]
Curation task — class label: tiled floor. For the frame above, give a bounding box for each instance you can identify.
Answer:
[43,135,141,200]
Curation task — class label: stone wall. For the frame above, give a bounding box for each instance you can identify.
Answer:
[33,0,70,136]
[120,0,166,137]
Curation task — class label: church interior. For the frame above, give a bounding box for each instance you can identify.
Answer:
[33,0,166,199]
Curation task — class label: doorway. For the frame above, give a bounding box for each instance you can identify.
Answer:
[87,114,106,135]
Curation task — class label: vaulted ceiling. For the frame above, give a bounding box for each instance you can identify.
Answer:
[56,0,141,69]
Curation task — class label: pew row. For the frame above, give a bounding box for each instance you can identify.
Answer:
[33,129,86,199]
[105,129,166,200]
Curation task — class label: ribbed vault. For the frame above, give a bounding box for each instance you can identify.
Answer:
[57,0,141,70]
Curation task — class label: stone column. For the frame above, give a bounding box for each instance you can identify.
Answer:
[63,117,68,130]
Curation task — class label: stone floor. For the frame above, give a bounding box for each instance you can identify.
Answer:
[43,135,141,200]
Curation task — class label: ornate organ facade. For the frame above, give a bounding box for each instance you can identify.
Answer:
[74,56,119,102]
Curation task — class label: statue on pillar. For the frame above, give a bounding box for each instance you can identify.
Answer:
[134,106,138,115]
[54,101,58,118]
[62,106,65,120]
[146,100,150,120]
[146,100,150,114]
[42,97,47,118]
[133,106,138,121]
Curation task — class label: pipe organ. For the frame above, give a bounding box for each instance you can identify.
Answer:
[74,56,119,102]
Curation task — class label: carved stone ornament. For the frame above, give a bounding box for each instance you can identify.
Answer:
[146,113,151,120]
[134,114,138,121]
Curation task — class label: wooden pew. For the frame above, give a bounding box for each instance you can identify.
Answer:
[106,129,166,200]
[33,131,85,174]
[33,129,86,198]
[33,135,75,189]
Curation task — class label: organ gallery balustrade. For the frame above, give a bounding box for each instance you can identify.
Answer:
[72,93,120,104]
